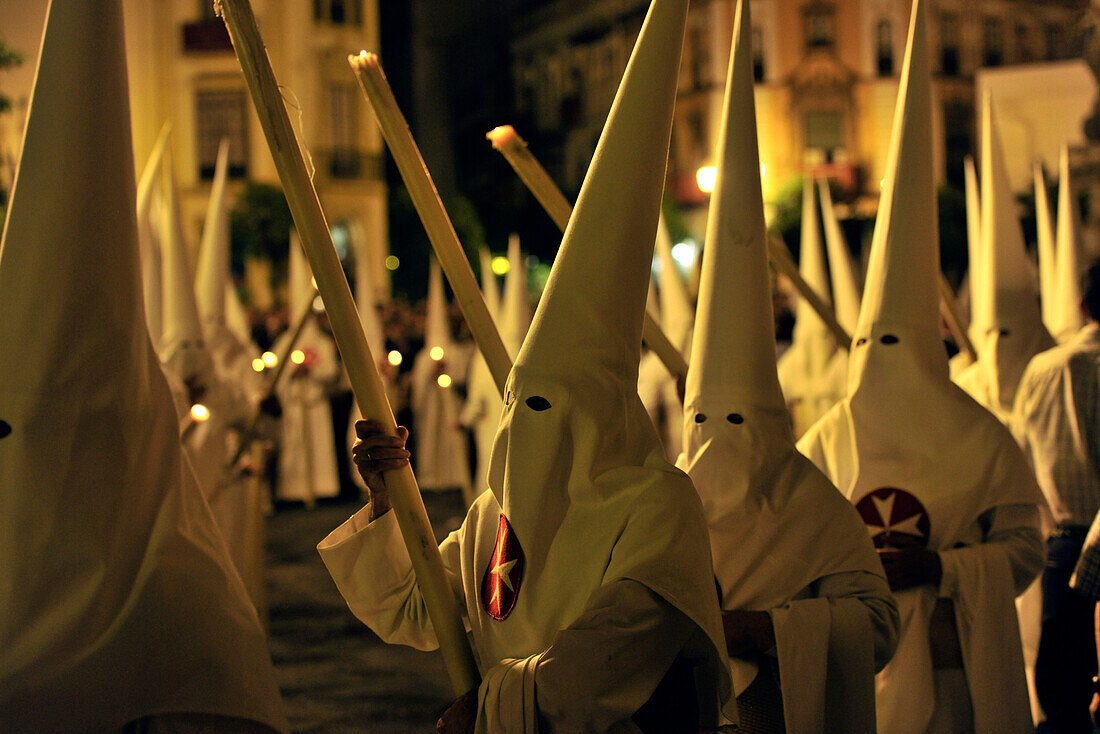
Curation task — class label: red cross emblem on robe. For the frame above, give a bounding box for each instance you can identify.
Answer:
[482,513,525,621]
[855,487,931,549]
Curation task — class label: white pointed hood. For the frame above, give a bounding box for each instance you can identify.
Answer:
[1053,145,1086,341]
[480,245,501,320]
[480,0,729,709]
[778,178,836,391]
[136,123,170,346]
[159,147,211,385]
[678,5,881,695]
[964,154,987,347]
[500,232,532,359]
[0,2,284,729]
[424,258,453,356]
[194,138,258,385]
[195,139,231,328]
[819,179,862,335]
[845,0,945,399]
[655,212,694,353]
[1035,162,1058,334]
[957,94,1053,417]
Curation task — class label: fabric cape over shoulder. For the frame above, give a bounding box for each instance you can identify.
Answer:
[0,2,285,730]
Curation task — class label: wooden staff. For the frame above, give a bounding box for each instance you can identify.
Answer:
[765,235,852,350]
[486,125,689,378]
[937,273,977,362]
[217,0,480,696]
[351,53,511,396]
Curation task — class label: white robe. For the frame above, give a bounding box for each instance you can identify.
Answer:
[275,322,340,502]
[319,491,726,732]
[799,406,1044,734]
[410,349,471,492]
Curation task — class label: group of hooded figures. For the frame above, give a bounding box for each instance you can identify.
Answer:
[0,0,1095,733]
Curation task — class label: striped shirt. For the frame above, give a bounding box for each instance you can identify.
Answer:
[1013,323,1100,527]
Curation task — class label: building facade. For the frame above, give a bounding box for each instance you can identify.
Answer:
[123,0,389,302]
[511,0,1087,217]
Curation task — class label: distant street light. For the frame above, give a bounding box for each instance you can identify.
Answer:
[696,165,717,193]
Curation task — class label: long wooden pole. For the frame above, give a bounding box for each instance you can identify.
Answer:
[351,53,511,395]
[217,0,480,696]
[937,273,977,362]
[764,235,852,350]
[486,125,689,378]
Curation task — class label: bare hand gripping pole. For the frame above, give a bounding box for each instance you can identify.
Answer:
[351,52,512,396]
[216,0,481,696]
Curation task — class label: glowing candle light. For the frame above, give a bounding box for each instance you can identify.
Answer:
[290,349,306,365]
[261,351,278,367]
[190,403,210,422]
[429,345,444,361]
[387,350,403,366]
[437,373,452,388]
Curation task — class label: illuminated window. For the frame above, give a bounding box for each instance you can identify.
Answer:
[983,17,1003,67]
[805,111,842,159]
[753,27,766,82]
[804,5,835,51]
[195,89,248,180]
[940,12,959,75]
[876,19,893,76]
[1045,24,1060,60]
[314,0,362,25]
[328,84,359,178]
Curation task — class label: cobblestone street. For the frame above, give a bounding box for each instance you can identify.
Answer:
[265,494,466,732]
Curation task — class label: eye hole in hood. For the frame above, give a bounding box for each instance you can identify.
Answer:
[880,334,899,344]
[525,395,552,411]
[726,413,744,424]
[694,413,707,423]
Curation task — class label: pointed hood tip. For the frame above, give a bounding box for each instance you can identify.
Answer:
[514,0,689,390]
[851,0,942,361]
[685,0,786,413]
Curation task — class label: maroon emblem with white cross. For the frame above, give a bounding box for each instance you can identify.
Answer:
[482,513,525,621]
[855,487,931,549]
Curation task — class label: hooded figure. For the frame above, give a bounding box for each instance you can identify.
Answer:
[158,144,214,408]
[136,122,170,348]
[1051,145,1086,342]
[651,214,691,458]
[0,2,286,730]
[347,220,394,496]
[196,138,263,402]
[677,2,896,729]
[274,233,340,504]
[1035,162,1059,336]
[319,0,731,729]
[797,2,1044,732]
[777,178,839,436]
[955,94,1054,423]
[817,178,862,430]
[951,155,983,377]
[410,258,471,493]
[192,137,267,605]
[500,232,533,359]
[460,246,504,500]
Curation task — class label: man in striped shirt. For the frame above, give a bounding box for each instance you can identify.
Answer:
[1014,258,1100,733]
